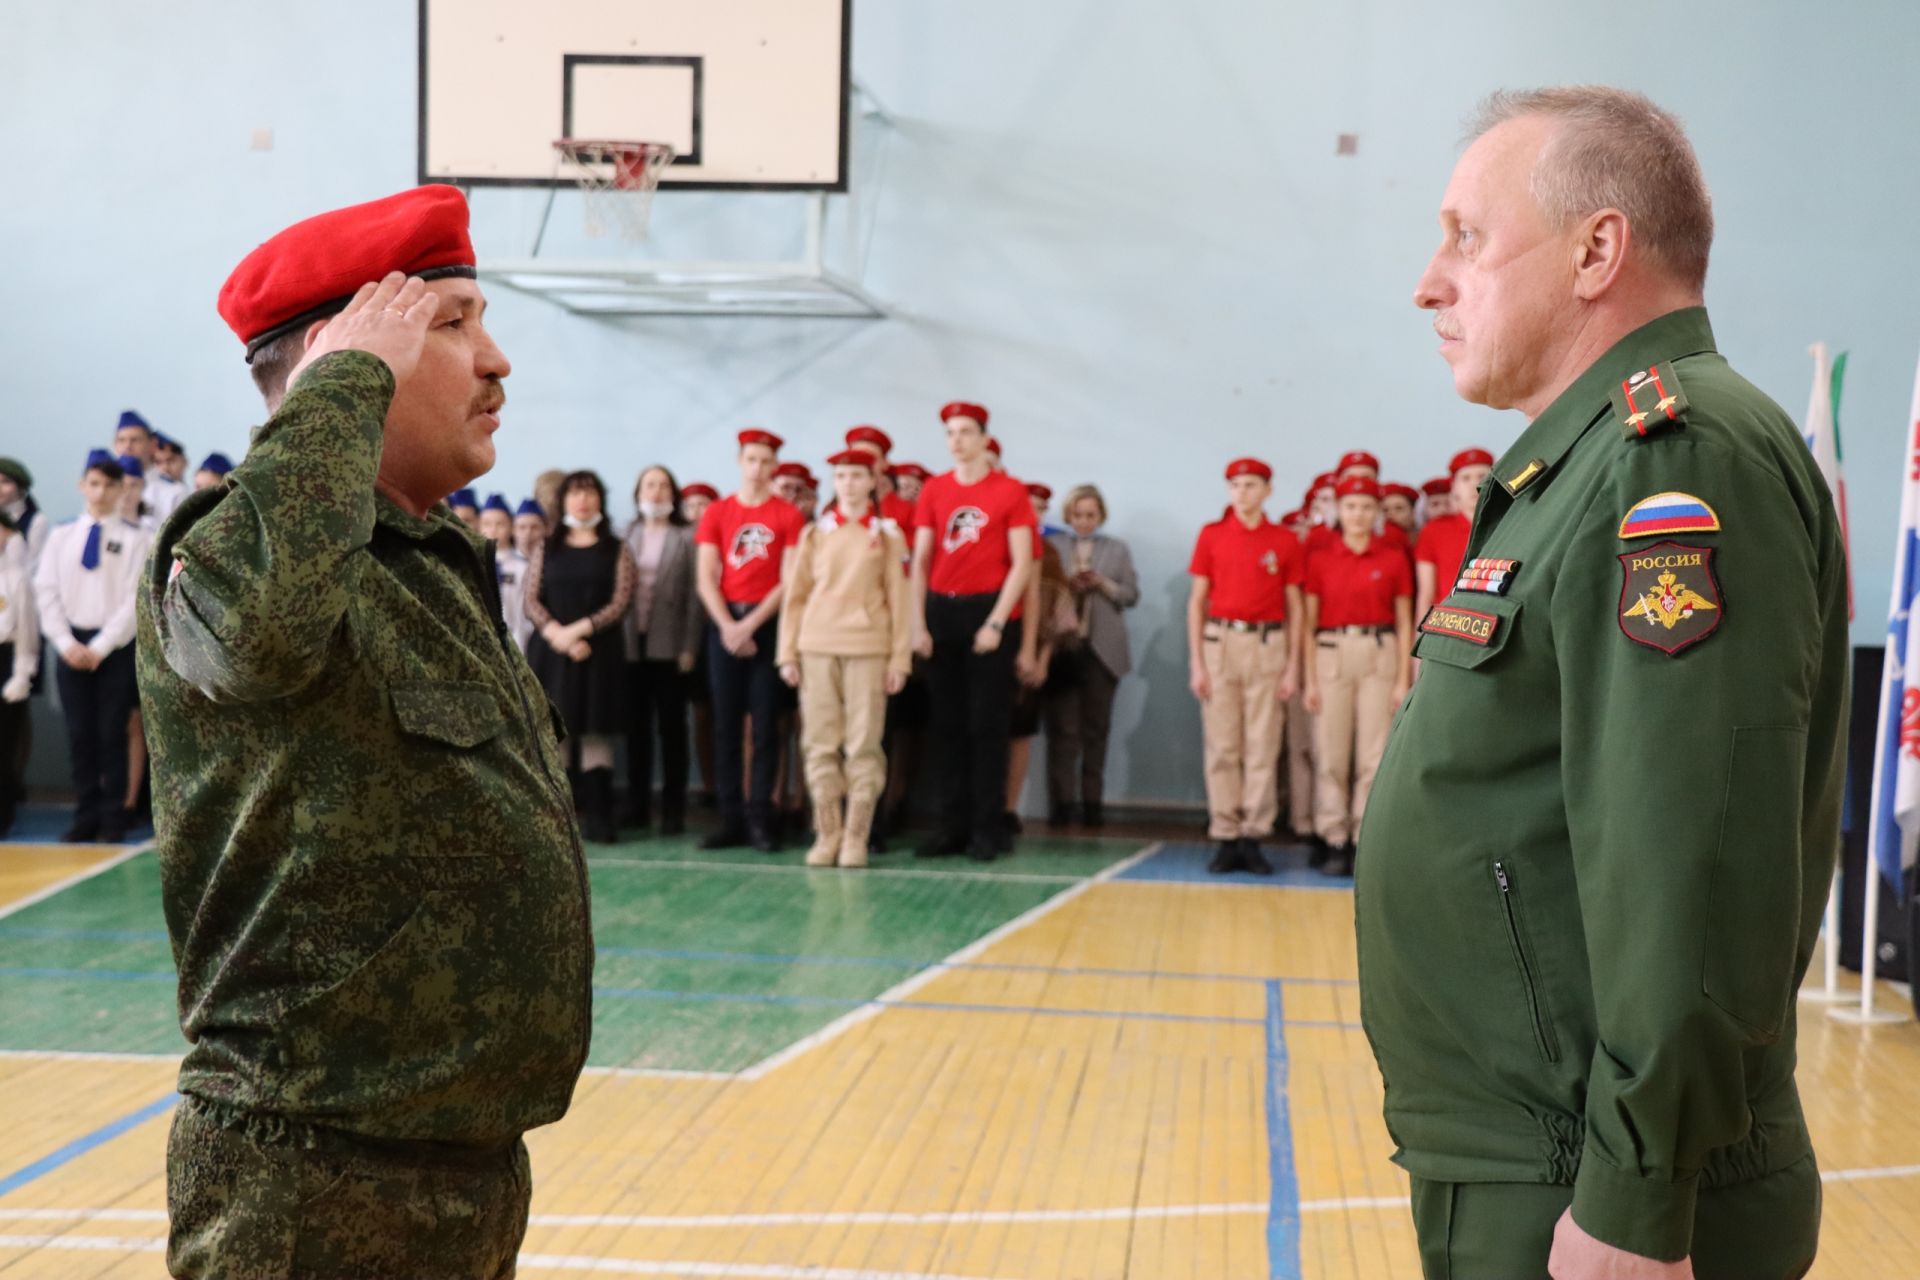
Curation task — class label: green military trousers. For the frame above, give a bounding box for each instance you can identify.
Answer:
[166,1094,531,1279]
[1409,1153,1820,1280]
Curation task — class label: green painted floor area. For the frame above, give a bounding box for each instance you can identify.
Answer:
[0,835,1140,1073]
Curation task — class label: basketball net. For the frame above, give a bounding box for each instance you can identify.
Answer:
[553,139,676,241]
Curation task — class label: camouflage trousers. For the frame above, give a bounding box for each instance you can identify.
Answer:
[166,1094,531,1279]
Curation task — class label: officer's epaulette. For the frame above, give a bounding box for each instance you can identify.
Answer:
[1610,361,1690,441]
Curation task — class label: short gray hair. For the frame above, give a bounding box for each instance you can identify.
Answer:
[1468,86,1713,291]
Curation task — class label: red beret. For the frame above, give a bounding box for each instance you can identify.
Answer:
[1280,508,1308,526]
[1025,482,1053,500]
[940,401,990,428]
[888,462,929,481]
[1337,451,1380,474]
[1449,447,1495,475]
[985,438,1003,457]
[1382,483,1421,503]
[1308,471,1338,494]
[773,461,814,482]
[1335,476,1381,500]
[1422,476,1452,496]
[680,482,719,501]
[826,448,876,471]
[1225,457,1272,481]
[738,428,784,451]
[219,185,476,361]
[845,425,893,454]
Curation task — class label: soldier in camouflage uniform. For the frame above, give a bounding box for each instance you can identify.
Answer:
[138,186,593,1278]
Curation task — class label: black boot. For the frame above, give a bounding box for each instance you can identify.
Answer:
[1306,833,1331,870]
[1082,801,1104,829]
[1320,842,1355,877]
[747,804,781,853]
[582,770,617,844]
[1207,839,1243,874]
[1241,839,1274,876]
[659,793,686,836]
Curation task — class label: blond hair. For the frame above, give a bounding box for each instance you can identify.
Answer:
[1467,86,1713,291]
[1063,484,1107,525]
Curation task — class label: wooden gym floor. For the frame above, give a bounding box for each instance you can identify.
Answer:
[0,830,1916,1278]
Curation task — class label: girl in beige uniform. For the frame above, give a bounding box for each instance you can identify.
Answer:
[778,450,913,867]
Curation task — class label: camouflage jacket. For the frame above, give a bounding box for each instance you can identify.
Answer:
[136,350,593,1147]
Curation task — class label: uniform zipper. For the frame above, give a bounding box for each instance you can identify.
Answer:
[1493,861,1560,1064]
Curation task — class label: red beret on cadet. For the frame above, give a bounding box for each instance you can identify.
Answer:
[826,448,875,470]
[1025,482,1053,500]
[1224,457,1272,481]
[1308,471,1338,494]
[774,461,814,483]
[1449,447,1495,475]
[1382,482,1421,503]
[985,438,1003,457]
[1421,476,1451,496]
[738,428,784,451]
[1337,450,1381,474]
[1335,475,1381,500]
[940,401,990,428]
[888,462,928,481]
[219,184,477,362]
[845,425,893,454]
[681,482,719,501]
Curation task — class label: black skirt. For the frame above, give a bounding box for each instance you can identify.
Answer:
[526,538,628,738]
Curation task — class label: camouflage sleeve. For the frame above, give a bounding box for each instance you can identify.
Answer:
[154,350,392,702]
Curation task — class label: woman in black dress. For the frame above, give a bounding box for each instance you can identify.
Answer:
[525,470,636,842]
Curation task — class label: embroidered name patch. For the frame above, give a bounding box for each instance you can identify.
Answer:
[1420,604,1500,646]
[1617,541,1722,655]
[1454,558,1520,596]
[1619,491,1721,539]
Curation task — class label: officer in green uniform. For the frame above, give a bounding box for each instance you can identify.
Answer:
[139,186,593,1278]
[1360,89,1844,1279]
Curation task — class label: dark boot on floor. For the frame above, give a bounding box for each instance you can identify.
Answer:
[659,796,686,836]
[1241,839,1274,876]
[1320,843,1354,876]
[1306,834,1331,869]
[1082,801,1104,828]
[1207,839,1243,875]
[582,769,618,844]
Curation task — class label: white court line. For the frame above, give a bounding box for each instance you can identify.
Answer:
[588,858,1080,885]
[0,843,150,922]
[735,842,1163,1081]
[0,1049,180,1064]
[1821,1161,1920,1184]
[0,1233,164,1252]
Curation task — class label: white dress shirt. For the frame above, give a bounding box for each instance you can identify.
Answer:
[32,515,150,657]
[0,549,40,696]
[497,547,532,653]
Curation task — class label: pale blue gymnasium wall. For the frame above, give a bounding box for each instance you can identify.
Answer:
[3,1,1916,803]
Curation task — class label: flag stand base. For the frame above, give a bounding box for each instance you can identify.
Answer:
[1826,1005,1911,1025]
[1797,988,1858,1005]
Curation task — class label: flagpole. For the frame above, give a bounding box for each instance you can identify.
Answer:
[1800,868,1850,1003]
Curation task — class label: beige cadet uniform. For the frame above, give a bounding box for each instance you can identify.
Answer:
[1304,534,1411,846]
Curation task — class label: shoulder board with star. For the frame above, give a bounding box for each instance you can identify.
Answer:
[1610,361,1690,441]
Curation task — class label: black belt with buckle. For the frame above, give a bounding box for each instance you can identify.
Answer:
[1207,617,1283,637]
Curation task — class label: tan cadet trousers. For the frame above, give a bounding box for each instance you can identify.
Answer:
[1282,689,1316,838]
[1312,631,1397,846]
[800,653,889,808]
[1200,626,1287,840]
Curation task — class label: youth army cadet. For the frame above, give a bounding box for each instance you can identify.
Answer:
[1361,89,1844,1278]
[139,186,592,1278]
[1186,457,1302,875]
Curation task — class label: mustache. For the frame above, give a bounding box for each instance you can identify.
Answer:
[1433,313,1463,341]
[470,382,506,416]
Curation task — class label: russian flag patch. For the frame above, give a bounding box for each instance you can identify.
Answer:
[1618,491,1720,540]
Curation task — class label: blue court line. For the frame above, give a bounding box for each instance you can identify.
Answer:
[0,1092,180,1198]
[1265,980,1302,1280]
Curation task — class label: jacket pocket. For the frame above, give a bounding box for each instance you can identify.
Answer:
[391,679,505,749]
[1414,595,1520,670]
[1492,860,1560,1064]
[1704,726,1807,1036]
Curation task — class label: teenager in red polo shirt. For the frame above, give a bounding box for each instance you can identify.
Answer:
[695,428,807,850]
[1187,457,1303,875]
[1413,447,1495,621]
[1303,475,1412,876]
[910,401,1036,860]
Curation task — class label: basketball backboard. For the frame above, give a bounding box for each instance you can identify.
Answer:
[418,0,850,191]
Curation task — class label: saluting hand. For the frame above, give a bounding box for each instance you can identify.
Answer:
[287,272,438,390]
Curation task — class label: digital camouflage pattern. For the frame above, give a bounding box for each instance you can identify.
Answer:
[1359,308,1846,1264]
[166,1094,528,1279]
[135,350,594,1155]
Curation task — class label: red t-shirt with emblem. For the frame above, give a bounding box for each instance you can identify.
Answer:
[1414,513,1472,596]
[696,493,807,604]
[913,469,1036,597]
[1306,535,1413,627]
[1188,513,1304,624]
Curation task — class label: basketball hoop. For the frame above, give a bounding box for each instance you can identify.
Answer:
[553,139,676,240]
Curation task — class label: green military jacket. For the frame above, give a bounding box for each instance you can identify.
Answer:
[1357,308,1847,1261]
[136,351,593,1148]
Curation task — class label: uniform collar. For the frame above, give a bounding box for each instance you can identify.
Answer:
[376,490,485,550]
[1493,306,1717,499]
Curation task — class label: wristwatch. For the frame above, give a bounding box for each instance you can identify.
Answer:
[987,619,1005,633]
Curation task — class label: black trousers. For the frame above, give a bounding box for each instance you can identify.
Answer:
[926,593,1021,845]
[0,642,24,835]
[707,605,781,828]
[625,653,689,820]
[53,630,136,836]
[1044,649,1120,813]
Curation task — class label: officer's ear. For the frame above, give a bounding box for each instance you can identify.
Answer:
[1570,208,1630,302]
